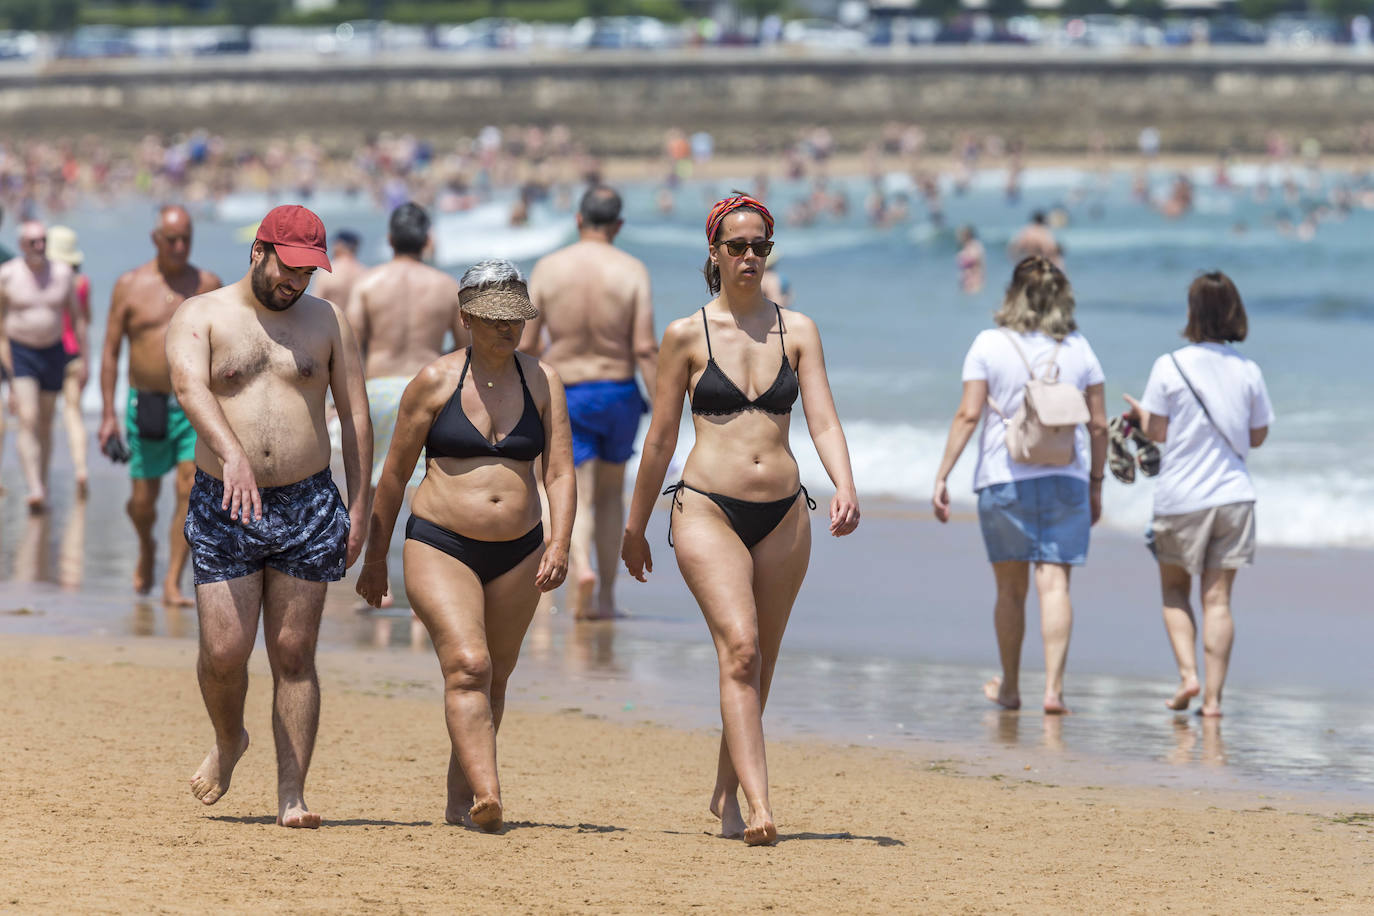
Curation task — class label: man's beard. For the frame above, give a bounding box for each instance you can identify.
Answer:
[251,259,305,312]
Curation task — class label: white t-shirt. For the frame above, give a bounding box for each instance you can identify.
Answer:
[962,328,1105,491]
[1139,342,1274,516]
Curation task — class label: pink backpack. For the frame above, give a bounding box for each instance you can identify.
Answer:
[986,330,1090,467]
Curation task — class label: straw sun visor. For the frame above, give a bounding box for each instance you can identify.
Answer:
[459,281,539,321]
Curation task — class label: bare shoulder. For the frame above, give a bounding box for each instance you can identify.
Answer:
[662,313,700,345]
[778,307,819,339]
[521,350,559,397]
[197,266,224,293]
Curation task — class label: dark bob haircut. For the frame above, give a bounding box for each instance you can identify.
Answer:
[1184,271,1248,343]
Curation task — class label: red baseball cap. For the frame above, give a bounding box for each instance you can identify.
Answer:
[255,204,331,272]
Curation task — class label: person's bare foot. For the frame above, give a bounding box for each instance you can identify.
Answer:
[1197,704,1224,718]
[709,790,746,839]
[379,587,395,610]
[1043,695,1072,715]
[134,537,156,595]
[445,795,474,827]
[743,803,777,847]
[983,677,1020,710]
[469,796,503,832]
[25,494,47,516]
[569,570,596,621]
[1165,678,1201,711]
[189,729,249,805]
[277,795,321,829]
[75,476,88,500]
[162,577,194,608]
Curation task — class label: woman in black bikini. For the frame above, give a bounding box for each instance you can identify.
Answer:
[622,194,860,846]
[356,258,574,832]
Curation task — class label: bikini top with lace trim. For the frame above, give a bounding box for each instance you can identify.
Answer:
[689,304,798,416]
[426,349,545,462]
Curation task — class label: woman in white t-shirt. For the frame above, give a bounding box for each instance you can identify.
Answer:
[933,256,1108,714]
[1123,271,1273,718]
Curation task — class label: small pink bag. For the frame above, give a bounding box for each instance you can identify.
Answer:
[987,330,1090,467]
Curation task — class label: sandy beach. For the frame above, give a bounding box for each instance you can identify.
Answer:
[0,633,1370,914]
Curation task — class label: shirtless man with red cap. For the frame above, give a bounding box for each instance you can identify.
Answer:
[165,205,373,828]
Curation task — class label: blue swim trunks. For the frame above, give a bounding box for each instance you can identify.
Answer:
[976,475,1090,566]
[565,378,646,466]
[184,468,350,586]
[10,341,67,392]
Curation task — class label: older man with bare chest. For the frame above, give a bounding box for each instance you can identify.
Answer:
[165,205,371,828]
[0,220,85,512]
[99,205,223,606]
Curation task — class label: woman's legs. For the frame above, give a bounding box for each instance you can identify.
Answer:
[707,498,811,841]
[60,358,87,495]
[404,538,542,831]
[1034,562,1073,714]
[1158,563,1201,710]
[1197,568,1237,717]
[672,488,795,845]
[985,561,1029,710]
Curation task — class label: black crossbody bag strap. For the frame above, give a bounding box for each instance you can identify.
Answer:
[1170,353,1243,461]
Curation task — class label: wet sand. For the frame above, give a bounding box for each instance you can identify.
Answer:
[1,633,1371,914]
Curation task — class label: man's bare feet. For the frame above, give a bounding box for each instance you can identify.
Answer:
[569,570,596,621]
[1165,678,1201,711]
[190,729,249,805]
[162,578,194,608]
[469,796,503,832]
[743,803,777,847]
[709,791,746,839]
[445,796,474,827]
[277,795,322,829]
[134,537,156,595]
[983,677,1020,710]
[1043,695,1071,715]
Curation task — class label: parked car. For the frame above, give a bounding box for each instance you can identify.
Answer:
[57,26,135,59]
[0,30,38,60]
[435,18,534,51]
[782,18,867,51]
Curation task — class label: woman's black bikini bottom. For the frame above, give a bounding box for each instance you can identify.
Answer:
[405,514,544,584]
[662,481,816,550]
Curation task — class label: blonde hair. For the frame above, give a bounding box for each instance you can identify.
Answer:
[993,256,1077,341]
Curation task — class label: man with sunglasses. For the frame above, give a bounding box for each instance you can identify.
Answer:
[0,219,85,513]
[520,185,657,620]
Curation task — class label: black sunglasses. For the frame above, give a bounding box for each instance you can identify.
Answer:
[718,238,774,258]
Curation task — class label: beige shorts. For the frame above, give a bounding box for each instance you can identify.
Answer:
[1150,501,1256,576]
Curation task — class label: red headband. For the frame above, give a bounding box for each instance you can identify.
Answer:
[706,194,774,244]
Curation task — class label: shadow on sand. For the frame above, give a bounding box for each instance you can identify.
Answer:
[779,831,905,847]
[206,815,435,828]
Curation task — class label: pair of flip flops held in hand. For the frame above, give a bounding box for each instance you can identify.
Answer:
[1108,413,1161,484]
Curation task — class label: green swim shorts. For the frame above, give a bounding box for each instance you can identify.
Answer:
[126,388,196,479]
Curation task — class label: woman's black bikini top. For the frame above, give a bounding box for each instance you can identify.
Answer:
[690,304,798,417]
[426,349,544,462]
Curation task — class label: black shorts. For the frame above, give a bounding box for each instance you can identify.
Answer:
[10,341,67,392]
[185,468,350,586]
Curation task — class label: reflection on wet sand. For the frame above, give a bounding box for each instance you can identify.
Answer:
[130,599,189,639]
[13,511,52,584]
[569,621,621,675]
[987,710,1019,746]
[58,496,85,589]
[1170,715,1227,767]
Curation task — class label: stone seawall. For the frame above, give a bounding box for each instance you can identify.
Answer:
[3,49,1374,154]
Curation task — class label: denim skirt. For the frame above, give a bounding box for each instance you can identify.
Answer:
[976,475,1090,565]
